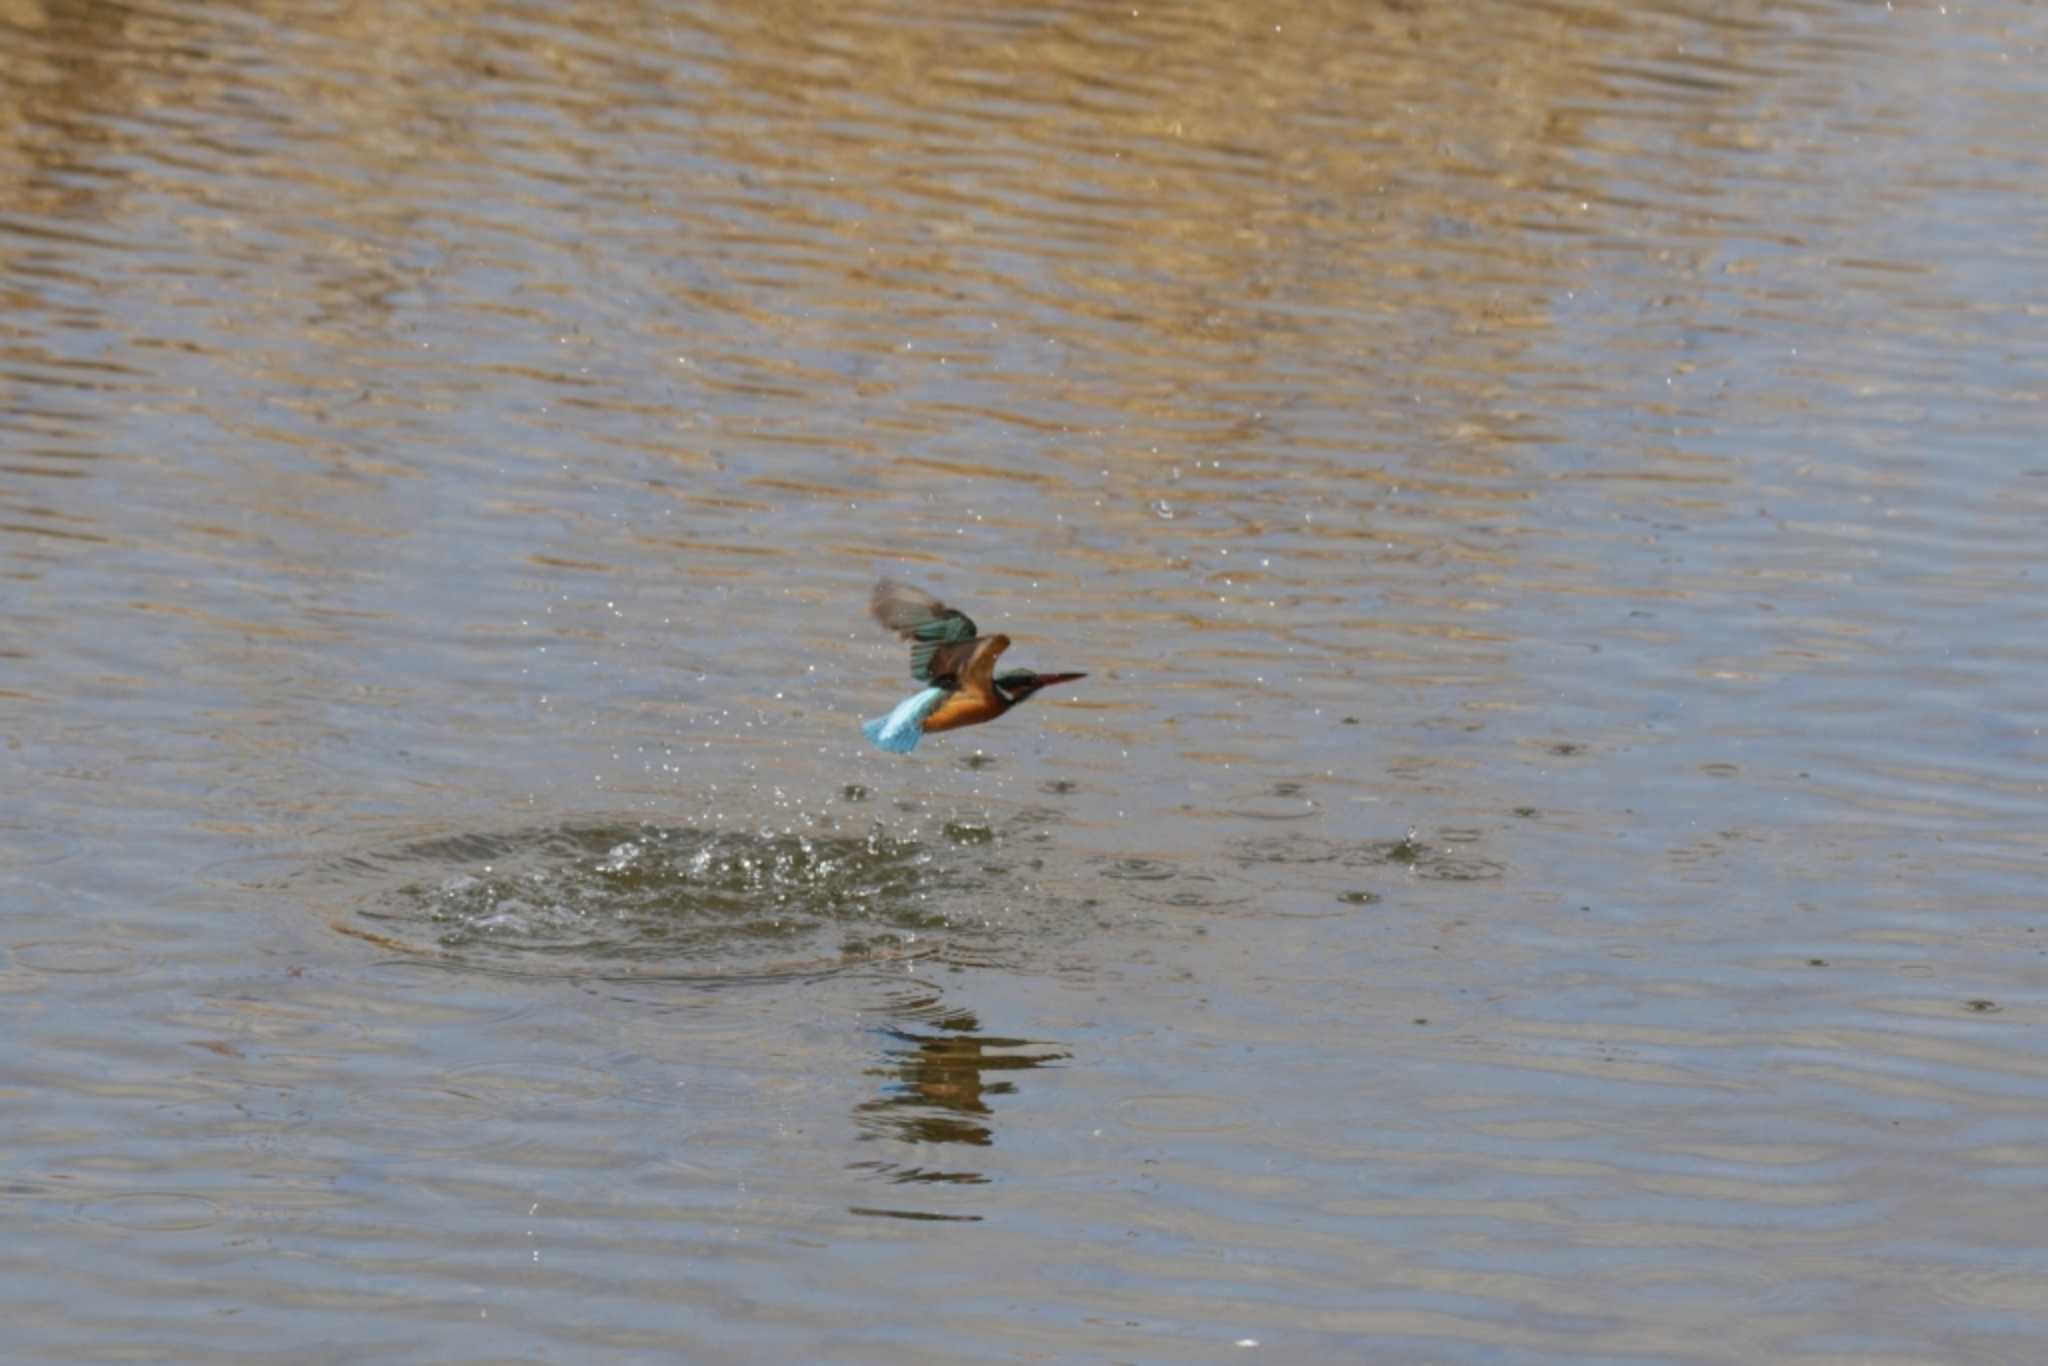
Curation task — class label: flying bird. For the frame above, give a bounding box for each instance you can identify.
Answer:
[861,579,1085,754]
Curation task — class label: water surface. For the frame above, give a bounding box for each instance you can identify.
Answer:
[5,0,2046,1360]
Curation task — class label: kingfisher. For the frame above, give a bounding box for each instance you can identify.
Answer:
[861,579,1085,754]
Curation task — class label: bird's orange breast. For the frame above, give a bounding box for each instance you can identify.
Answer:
[922,689,1004,733]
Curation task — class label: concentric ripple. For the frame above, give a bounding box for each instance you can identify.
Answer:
[1092,855,1254,908]
[1349,834,1506,882]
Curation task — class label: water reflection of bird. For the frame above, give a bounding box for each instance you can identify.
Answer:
[861,579,1085,754]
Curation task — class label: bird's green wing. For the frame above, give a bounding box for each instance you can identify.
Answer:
[871,579,979,683]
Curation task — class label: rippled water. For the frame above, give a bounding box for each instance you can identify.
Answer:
[6,0,2047,1359]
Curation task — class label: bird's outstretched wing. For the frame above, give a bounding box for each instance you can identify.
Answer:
[871,579,980,684]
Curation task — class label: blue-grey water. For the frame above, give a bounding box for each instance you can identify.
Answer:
[5,0,2046,1360]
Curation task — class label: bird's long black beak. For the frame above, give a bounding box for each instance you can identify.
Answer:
[1035,672,1086,689]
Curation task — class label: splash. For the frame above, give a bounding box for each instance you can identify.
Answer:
[322,822,982,980]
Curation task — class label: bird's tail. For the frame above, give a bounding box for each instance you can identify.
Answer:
[862,686,948,754]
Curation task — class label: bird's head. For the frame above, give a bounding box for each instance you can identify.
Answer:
[992,669,1086,708]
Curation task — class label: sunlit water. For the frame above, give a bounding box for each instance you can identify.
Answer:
[5,0,2047,1359]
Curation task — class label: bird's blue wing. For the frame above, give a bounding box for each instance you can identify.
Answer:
[872,580,978,682]
[861,686,949,754]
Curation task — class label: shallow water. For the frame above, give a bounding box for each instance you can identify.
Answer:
[5,0,2047,1359]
